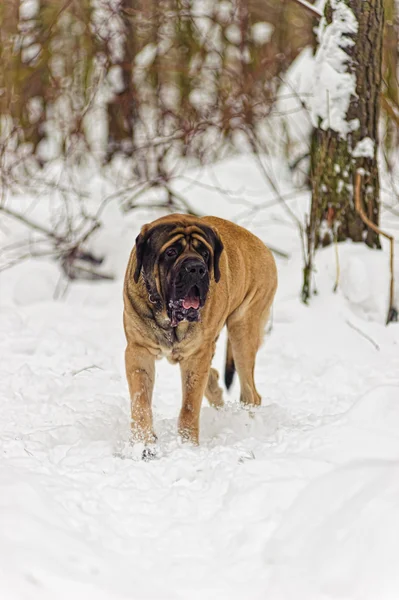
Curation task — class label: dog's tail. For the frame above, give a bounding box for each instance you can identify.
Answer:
[224,336,236,390]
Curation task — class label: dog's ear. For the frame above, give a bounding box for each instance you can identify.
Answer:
[133,225,151,283]
[134,223,172,283]
[212,228,224,283]
[200,225,224,283]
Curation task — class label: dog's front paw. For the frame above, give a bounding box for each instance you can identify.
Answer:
[142,445,157,461]
[121,440,159,461]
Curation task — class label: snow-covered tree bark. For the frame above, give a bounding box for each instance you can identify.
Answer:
[303,0,384,302]
[382,0,399,157]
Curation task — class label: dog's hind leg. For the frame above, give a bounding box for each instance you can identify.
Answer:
[205,367,224,408]
[227,297,271,407]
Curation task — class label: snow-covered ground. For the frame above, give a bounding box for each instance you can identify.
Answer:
[1,155,399,599]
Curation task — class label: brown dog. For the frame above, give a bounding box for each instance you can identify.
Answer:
[123,214,277,450]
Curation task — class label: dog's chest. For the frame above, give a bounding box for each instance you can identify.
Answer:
[155,341,186,364]
[154,322,195,363]
[163,347,184,364]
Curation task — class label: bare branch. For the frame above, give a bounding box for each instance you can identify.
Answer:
[290,0,323,19]
[0,205,63,242]
[346,320,380,351]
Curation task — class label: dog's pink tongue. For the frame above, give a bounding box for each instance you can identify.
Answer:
[183,293,200,310]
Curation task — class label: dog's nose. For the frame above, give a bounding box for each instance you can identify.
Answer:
[183,259,206,278]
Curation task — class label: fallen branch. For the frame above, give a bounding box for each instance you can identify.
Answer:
[355,171,398,324]
[0,204,112,281]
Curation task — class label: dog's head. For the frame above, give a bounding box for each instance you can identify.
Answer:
[133,216,223,326]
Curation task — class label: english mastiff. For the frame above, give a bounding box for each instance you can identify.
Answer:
[123,214,277,450]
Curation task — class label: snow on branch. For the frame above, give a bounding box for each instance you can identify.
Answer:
[311,0,359,136]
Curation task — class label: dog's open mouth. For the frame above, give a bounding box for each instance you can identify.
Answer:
[182,286,200,310]
[169,285,201,327]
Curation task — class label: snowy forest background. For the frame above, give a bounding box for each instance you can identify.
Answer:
[1,1,399,599]
[1,0,398,303]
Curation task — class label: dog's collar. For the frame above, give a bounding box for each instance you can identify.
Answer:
[142,274,162,309]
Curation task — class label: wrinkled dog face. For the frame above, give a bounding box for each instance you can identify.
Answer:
[134,221,223,327]
[163,237,211,326]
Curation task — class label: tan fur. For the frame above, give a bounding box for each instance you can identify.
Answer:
[123,214,278,446]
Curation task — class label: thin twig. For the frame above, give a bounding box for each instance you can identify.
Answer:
[333,235,340,292]
[290,0,323,19]
[246,129,307,262]
[355,171,397,324]
[71,365,104,376]
[0,205,63,242]
[380,95,399,128]
[164,186,198,216]
[346,320,380,351]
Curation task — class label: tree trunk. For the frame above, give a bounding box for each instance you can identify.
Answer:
[106,0,137,161]
[382,0,399,160]
[303,0,384,302]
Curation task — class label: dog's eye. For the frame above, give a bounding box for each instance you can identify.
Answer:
[165,247,178,258]
[201,249,209,260]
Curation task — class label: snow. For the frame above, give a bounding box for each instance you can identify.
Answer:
[311,0,359,136]
[19,0,39,20]
[276,47,315,164]
[225,24,242,45]
[1,154,399,599]
[352,137,375,159]
[251,23,274,46]
[134,44,158,69]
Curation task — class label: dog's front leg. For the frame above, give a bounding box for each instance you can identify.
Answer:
[178,349,213,445]
[125,343,156,445]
